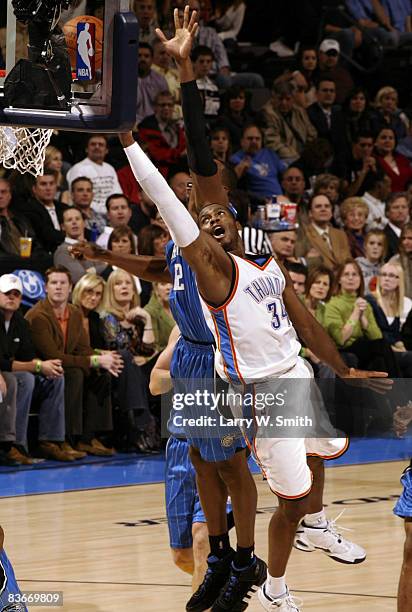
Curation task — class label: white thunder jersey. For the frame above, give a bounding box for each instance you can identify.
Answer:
[201,253,301,383]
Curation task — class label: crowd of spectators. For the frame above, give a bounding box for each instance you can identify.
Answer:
[1,0,412,463]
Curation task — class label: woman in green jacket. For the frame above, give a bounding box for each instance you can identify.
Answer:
[324,258,398,375]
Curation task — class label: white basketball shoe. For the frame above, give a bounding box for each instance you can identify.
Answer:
[294,511,366,564]
[258,584,301,611]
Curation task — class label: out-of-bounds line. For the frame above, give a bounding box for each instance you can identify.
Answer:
[19,579,397,598]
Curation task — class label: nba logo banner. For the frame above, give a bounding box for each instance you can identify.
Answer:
[76,22,96,80]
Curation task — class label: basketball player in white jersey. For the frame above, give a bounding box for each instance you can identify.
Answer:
[118,9,392,611]
[119,164,390,612]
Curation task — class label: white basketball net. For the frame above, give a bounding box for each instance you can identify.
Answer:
[0,126,54,177]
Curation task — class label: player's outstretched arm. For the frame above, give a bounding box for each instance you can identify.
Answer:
[119,132,233,305]
[280,264,391,392]
[69,241,171,283]
[156,6,228,209]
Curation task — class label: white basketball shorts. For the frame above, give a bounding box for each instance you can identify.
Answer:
[245,357,348,499]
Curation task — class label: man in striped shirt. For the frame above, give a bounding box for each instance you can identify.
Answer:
[241,224,273,256]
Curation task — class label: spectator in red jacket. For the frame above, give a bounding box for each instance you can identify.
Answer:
[374,127,412,192]
[138,91,187,178]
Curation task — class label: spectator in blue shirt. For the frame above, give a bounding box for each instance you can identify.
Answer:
[346,0,412,48]
[230,124,286,203]
[380,0,412,33]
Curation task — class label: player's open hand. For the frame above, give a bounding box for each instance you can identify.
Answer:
[155,6,199,62]
[342,367,392,394]
[69,241,108,262]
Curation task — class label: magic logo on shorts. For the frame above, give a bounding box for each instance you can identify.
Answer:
[76,22,96,80]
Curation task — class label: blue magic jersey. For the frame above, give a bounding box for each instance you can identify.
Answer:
[166,241,214,343]
[164,241,246,459]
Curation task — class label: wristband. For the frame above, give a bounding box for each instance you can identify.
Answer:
[35,360,42,374]
[93,349,102,355]
[144,328,153,331]
[91,355,100,368]
[348,319,356,326]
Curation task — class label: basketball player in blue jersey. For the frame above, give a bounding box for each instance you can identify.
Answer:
[150,325,210,590]
[393,406,412,612]
[0,527,27,611]
[150,325,236,592]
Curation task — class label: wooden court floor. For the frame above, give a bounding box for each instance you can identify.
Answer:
[0,460,407,611]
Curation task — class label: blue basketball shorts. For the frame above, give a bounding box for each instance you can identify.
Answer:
[170,337,244,463]
[394,464,412,518]
[165,436,233,549]
[165,436,206,549]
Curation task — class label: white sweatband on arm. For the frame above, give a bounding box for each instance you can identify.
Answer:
[124,142,200,248]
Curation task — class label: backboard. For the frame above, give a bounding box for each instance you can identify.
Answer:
[0,0,139,131]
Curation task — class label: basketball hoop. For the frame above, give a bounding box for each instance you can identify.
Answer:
[0,125,53,176]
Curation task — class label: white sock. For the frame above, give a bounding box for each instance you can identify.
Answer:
[304,508,327,528]
[265,571,287,599]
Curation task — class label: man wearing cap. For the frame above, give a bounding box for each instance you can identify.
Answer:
[0,274,73,463]
[318,39,354,105]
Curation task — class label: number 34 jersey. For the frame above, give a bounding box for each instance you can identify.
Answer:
[201,253,301,384]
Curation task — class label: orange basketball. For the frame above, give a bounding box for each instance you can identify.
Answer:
[63,15,103,71]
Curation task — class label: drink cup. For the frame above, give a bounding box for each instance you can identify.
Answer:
[19,237,32,258]
[266,202,281,221]
[282,202,297,223]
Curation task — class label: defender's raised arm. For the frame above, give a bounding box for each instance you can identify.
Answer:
[156,6,228,208]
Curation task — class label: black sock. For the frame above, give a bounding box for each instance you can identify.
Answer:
[209,533,231,559]
[235,545,255,568]
[226,510,235,532]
